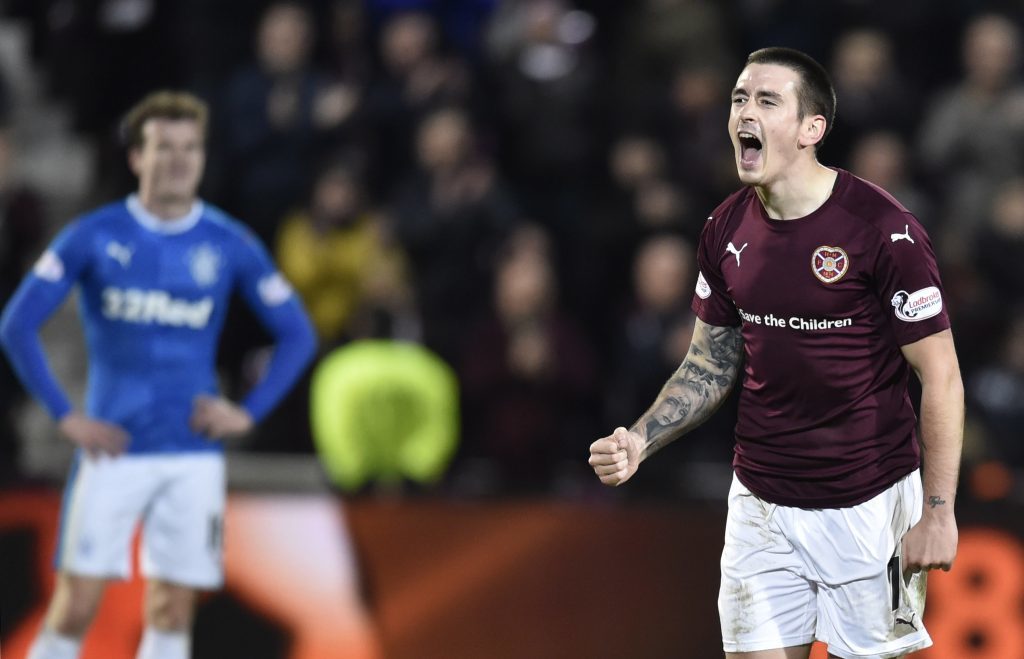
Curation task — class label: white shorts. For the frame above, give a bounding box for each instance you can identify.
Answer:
[719,471,931,658]
[56,452,225,589]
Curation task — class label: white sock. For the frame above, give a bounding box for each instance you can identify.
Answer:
[27,629,82,659]
[135,627,191,659]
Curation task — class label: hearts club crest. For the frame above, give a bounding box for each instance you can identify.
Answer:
[811,245,849,283]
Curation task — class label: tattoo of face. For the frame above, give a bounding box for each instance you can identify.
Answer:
[636,325,743,452]
[645,395,693,437]
[928,495,946,508]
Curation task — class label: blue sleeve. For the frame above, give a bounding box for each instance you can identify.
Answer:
[0,223,92,419]
[231,229,317,421]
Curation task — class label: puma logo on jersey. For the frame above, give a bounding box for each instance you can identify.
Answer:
[726,241,748,266]
[890,225,915,244]
[102,287,213,329]
[106,241,134,268]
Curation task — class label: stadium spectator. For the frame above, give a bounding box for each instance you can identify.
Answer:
[827,29,915,165]
[848,130,932,226]
[613,0,732,97]
[391,106,519,365]
[363,10,471,196]
[973,177,1024,308]
[967,308,1024,467]
[918,13,1024,259]
[660,64,738,214]
[458,226,598,494]
[215,1,358,245]
[484,0,601,231]
[276,156,414,348]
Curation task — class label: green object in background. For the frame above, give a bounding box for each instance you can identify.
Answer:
[310,340,460,490]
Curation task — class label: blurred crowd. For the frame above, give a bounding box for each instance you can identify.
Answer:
[1,0,1023,498]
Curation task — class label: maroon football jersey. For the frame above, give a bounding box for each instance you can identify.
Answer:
[691,169,950,508]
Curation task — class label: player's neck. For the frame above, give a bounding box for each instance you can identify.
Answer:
[754,161,837,221]
[136,191,196,221]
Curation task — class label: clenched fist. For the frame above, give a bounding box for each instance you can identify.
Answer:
[588,426,644,486]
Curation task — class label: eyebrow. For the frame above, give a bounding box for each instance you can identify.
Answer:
[731,87,785,102]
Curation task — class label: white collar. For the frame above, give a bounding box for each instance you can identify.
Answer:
[126,194,204,234]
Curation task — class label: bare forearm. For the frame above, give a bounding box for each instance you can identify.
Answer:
[918,372,964,518]
[630,366,730,459]
[629,322,743,460]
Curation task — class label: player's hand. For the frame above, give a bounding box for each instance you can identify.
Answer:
[588,426,644,486]
[902,513,958,575]
[58,412,128,457]
[190,395,254,440]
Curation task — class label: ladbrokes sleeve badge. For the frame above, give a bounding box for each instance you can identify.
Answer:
[891,287,943,322]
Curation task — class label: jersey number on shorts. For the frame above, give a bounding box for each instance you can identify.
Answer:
[209,514,223,551]
[887,554,900,611]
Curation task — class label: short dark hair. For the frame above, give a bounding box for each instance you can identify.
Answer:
[746,47,837,150]
[121,90,209,149]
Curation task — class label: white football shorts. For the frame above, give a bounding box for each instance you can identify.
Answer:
[719,470,931,658]
[55,451,225,589]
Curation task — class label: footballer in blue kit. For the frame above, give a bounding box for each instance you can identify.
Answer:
[0,91,316,659]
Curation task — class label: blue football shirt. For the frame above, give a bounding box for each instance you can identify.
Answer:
[0,195,316,453]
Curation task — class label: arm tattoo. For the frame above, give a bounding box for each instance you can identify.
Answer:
[631,322,743,457]
[706,325,744,368]
[928,496,946,508]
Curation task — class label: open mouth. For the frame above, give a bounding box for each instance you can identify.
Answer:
[738,132,763,169]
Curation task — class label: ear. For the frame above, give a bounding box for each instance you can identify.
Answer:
[798,115,827,149]
[127,147,143,177]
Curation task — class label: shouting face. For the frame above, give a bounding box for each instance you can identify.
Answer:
[728,63,824,188]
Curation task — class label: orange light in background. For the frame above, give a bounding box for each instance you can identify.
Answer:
[224,495,382,659]
[1,492,380,659]
[0,492,64,659]
[921,528,1024,659]
[969,461,1013,502]
[4,492,1024,659]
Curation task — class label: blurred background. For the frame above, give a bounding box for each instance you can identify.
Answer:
[1,1,1023,658]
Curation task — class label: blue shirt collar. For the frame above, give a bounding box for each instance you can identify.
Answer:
[126,194,204,234]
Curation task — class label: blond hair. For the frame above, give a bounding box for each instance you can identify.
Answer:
[121,90,209,149]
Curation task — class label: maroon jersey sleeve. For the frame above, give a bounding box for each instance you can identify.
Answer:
[692,208,741,327]
[872,212,951,346]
